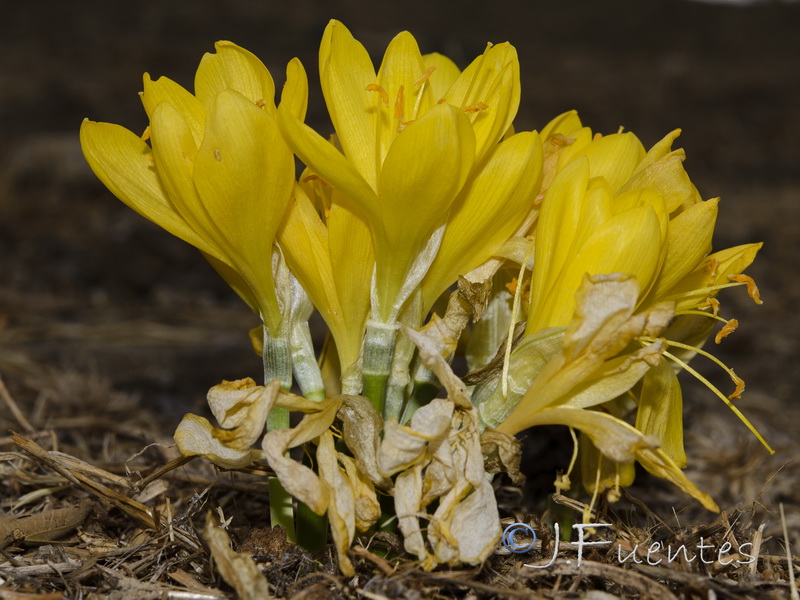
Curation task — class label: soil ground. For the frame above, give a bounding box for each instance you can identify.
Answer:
[1,1,799,598]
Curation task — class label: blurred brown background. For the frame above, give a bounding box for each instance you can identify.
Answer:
[1,0,798,520]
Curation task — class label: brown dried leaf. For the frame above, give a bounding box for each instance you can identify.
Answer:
[0,502,91,549]
[339,454,381,532]
[480,429,524,485]
[393,465,433,567]
[261,397,341,514]
[173,378,281,469]
[404,324,470,409]
[316,430,355,576]
[378,399,453,477]
[338,395,386,487]
[203,515,271,600]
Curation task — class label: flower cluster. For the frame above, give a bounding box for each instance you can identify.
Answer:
[81,20,767,573]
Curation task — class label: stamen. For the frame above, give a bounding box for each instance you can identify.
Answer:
[502,237,535,399]
[366,83,390,106]
[302,174,331,187]
[729,274,762,304]
[462,101,489,113]
[214,148,222,162]
[659,348,773,454]
[140,125,151,142]
[413,66,437,86]
[396,119,416,133]
[255,98,267,108]
[729,370,745,399]
[666,281,743,301]
[146,155,155,163]
[674,308,728,325]
[505,277,518,295]
[704,258,720,284]
[585,453,603,524]
[394,85,405,122]
[707,297,721,316]
[592,132,603,141]
[715,318,739,344]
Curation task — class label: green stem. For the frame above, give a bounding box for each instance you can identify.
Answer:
[290,321,325,402]
[263,326,292,431]
[384,329,416,422]
[362,319,399,416]
[262,324,295,541]
[402,364,441,423]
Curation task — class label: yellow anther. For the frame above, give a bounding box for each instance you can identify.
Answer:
[214,148,222,162]
[707,297,721,316]
[396,119,415,133]
[302,174,331,187]
[413,66,437,86]
[714,318,738,344]
[462,101,489,113]
[592,132,603,141]
[146,154,155,163]
[394,85,406,121]
[728,371,745,400]
[704,258,720,284]
[255,98,267,108]
[729,274,763,305]
[366,83,389,106]
[505,277,518,295]
[140,125,151,142]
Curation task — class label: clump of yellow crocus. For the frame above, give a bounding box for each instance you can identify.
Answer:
[79,21,770,574]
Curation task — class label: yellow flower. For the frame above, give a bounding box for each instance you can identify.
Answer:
[80,42,307,335]
[527,118,761,332]
[278,20,522,323]
[277,180,373,385]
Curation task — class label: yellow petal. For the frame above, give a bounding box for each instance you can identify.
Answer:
[279,57,309,122]
[193,89,294,328]
[635,357,686,467]
[319,20,379,189]
[665,243,762,311]
[529,158,592,323]
[278,185,369,369]
[646,198,718,302]
[79,119,218,259]
[149,101,215,243]
[277,105,379,219]
[327,194,373,368]
[537,206,664,328]
[571,132,646,191]
[204,253,259,313]
[422,52,461,100]
[374,30,434,160]
[580,439,635,494]
[141,74,206,146]
[195,41,276,112]
[636,128,681,170]
[540,110,582,140]
[421,131,543,309]
[443,43,520,161]
[620,151,702,213]
[517,407,717,511]
[373,103,475,319]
